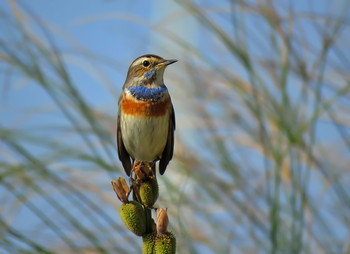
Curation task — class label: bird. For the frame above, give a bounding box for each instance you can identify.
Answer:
[117,54,176,176]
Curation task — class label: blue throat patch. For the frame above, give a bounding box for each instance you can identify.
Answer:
[144,70,155,79]
[128,85,167,101]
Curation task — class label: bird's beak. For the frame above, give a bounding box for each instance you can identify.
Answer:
[158,59,178,67]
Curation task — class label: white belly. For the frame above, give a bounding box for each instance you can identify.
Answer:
[120,114,169,161]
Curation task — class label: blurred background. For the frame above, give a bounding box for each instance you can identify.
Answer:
[1,0,350,253]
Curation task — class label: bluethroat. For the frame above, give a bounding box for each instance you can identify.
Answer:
[117,54,177,176]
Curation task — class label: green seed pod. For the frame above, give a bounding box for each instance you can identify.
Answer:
[154,231,176,254]
[119,201,146,236]
[139,177,159,208]
[142,233,156,254]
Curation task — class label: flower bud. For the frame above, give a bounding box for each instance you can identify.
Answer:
[139,176,159,208]
[119,201,146,236]
[111,177,130,203]
[154,231,176,254]
[142,232,156,254]
[156,208,168,235]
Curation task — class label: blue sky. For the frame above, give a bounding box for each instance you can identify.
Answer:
[1,0,198,128]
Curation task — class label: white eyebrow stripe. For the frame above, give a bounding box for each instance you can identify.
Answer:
[131,55,164,67]
[131,56,154,67]
[132,58,145,66]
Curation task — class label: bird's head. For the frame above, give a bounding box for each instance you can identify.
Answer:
[124,54,177,87]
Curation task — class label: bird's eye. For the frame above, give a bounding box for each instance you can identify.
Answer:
[142,60,150,67]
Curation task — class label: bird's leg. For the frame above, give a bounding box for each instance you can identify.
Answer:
[149,162,156,177]
[131,160,143,202]
[140,161,155,178]
[133,160,145,182]
[130,161,157,203]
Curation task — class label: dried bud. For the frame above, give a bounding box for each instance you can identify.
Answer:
[154,231,176,254]
[156,208,168,235]
[139,176,159,208]
[111,178,130,203]
[119,201,146,236]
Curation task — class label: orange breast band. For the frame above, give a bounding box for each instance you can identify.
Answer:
[121,93,170,117]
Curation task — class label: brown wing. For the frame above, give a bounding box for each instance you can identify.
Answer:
[117,97,132,176]
[159,103,175,175]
